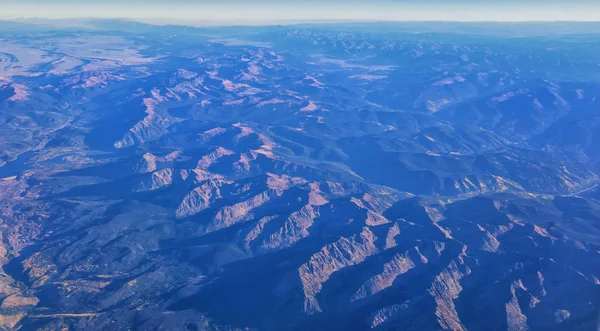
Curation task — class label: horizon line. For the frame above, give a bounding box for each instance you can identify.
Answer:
[3,17,600,27]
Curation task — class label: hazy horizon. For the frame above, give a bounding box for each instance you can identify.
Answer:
[1,0,600,24]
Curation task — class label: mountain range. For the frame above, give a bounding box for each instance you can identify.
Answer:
[0,20,599,330]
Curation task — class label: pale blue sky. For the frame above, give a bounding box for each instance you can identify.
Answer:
[1,0,599,23]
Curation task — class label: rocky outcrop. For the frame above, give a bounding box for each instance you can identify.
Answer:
[369,302,410,328]
[134,153,158,173]
[115,90,180,148]
[197,147,235,169]
[351,197,390,226]
[115,111,175,148]
[0,313,25,330]
[199,127,227,142]
[429,248,470,331]
[176,180,227,218]
[299,227,378,314]
[506,280,529,331]
[133,152,181,174]
[172,69,198,81]
[206,191,276,233]
[351,248,423,302]
[135,168,175,192]
[476,224,502,253]
[0,295,39,308]
[62,70,123,88]
[0,77,29,101]
[255,205,319,252]
[308,183,329,206]
[385,222,401,249]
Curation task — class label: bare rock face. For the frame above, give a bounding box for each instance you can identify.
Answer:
[299,227,379,314]
[253,204,320,252]
[0,295,39,308]
[351,247,422,302]
[308,183,329,206]
[197,147,235,169]
[115,90,183,149]
[62,70,124,88]
[369,302,410,328]
[385,222,401,249]
[0,313,26,330]
[116,112,176,149]
[173,69,198,81]
[206,190,275,233]
[176,180,228,218]
[506,280,530,331]
[135,168,175,192]
[135,153,158,173]
[0,77,29,101]
[429,248,471,331]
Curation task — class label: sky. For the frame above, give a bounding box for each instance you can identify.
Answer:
[1,0,599,24]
